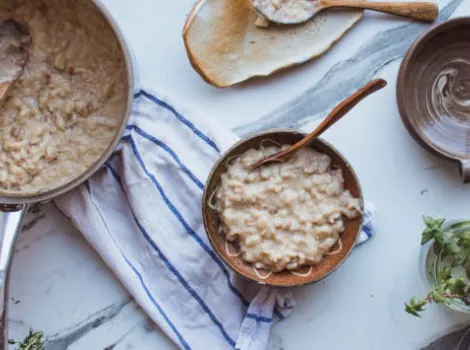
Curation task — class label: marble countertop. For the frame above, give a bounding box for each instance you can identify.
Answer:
[7,0,470,349]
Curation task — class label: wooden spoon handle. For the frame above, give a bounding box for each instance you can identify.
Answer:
[320,0,438,21]
[285,78,387,152]
[251,79,387,169]
[0,82,10,101]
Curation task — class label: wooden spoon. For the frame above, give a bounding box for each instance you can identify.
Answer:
[0,19,32,101]
[251,78,387,170]
[252,0,438,25]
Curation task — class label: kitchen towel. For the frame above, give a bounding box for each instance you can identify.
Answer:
[54,88,377,350]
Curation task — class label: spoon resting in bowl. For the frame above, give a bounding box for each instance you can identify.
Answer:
[0,19,32,101]
[252,0,438,25]
[251,78,387,170]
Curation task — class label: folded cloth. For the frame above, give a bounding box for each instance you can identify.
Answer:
[54,88,377,350]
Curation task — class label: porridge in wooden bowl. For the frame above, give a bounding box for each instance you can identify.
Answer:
[213,144,361,273]
[203,130,364,286]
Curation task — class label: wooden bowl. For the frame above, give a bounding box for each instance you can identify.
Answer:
[202,129,364,286]
[397,18,470,183]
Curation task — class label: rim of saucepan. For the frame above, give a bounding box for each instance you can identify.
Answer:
[0,0,134,205]
[202,128,364,287]
[397,17,470,164]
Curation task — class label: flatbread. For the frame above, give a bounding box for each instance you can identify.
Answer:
[183,0,363,87]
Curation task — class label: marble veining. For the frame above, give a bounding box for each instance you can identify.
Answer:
[233,0,464,136]
[6,0,470,349]
[422,325,470,349]
[44,300,132,350]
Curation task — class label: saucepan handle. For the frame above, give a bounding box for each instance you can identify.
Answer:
[0,204,28,350]
[459,160,470,184]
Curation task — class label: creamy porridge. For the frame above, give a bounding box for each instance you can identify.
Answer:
[214,144,361,272]
[0,0,127,194]
[253,0,316,23]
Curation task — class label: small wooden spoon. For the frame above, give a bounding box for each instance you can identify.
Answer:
[0,19,32,101]
[253,0,438,25]
[251,78,387,170]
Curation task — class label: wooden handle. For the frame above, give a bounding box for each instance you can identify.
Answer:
[320,0,438,21]
[286,78,387,152]
[251,79,387,169]
[0,82,11,101]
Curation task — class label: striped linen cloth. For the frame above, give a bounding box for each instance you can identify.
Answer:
[54,88,376,350]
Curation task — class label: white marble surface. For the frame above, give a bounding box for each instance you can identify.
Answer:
[7,0,470,349]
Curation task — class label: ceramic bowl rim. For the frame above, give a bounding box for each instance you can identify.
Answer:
[397,16,470,164]
[201,128,364,287]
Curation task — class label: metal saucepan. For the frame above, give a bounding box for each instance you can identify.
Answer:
[0,0,134,347]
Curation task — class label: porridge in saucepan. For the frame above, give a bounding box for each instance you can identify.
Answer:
[0,0,127,194]
[214,144,361,272]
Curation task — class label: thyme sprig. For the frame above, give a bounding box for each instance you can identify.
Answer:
[8,329,44,350]
[405,216,470,317]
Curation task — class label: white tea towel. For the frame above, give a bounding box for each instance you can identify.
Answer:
[236,203,375,350]
[54,88,376,350]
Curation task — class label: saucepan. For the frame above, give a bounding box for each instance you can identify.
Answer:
[0,0,134,347]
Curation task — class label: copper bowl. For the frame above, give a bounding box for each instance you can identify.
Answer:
[202,129,364,286]
[397,17,470,183]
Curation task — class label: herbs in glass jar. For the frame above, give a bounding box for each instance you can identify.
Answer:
[406,216,470,317]
[8,329,44,350]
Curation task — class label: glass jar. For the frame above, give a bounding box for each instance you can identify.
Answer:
[420,220,470,313]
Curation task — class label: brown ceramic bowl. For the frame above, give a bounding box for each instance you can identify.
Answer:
[202,129,364,287]
[397,17,470,183]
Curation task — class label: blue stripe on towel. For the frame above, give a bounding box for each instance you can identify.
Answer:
[105,163,122,182]
[121,125,286,320]
[126,124,204,190]
[121,255,192,350]
[105,160,236,348]
[246,314,272,323]
[137,90,221,153]
[363,225,372,238]
[82,181,191,350]
[84,180,91,193]
[127,95,286,321]
[120,134,250,308]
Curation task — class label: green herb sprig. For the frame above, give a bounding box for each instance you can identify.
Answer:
[8,329,44,350]
[405,216,470,317]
